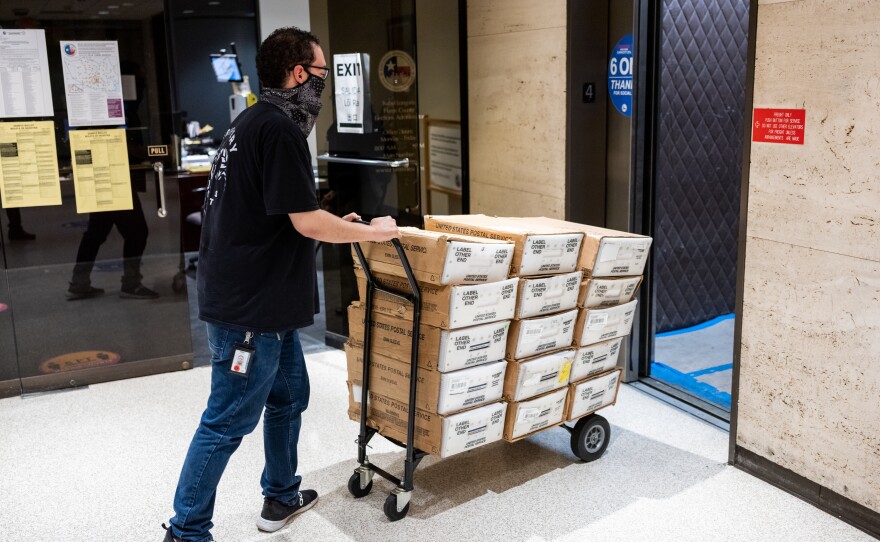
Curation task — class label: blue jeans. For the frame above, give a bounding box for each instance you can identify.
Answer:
[169,323,310,542]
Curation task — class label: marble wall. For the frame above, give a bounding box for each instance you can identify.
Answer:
[737,0,880,512]
[466,0,568,217]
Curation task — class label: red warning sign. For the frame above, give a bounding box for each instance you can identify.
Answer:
[752,108,806,145]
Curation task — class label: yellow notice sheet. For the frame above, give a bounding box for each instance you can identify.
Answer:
[69,128,132,213]
[0,121,62,208]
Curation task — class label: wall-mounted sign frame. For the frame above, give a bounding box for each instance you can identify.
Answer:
[423,117,462,213]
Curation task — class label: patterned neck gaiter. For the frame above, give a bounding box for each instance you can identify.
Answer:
[260,75,325,136]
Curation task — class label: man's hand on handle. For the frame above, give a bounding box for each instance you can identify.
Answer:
[342,212,400,242]
[289,209,400,243]
[368,216,401,242]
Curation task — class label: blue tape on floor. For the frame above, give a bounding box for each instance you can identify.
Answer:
[655,313,735,338]
[687,363,733,378]
[650,361,732,409]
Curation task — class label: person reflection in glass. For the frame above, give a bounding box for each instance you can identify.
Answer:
[5,208,36,241]
[66,182,157,300]
[67,61,158,301]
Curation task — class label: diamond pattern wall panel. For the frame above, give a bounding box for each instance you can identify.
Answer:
[652,0,749,333]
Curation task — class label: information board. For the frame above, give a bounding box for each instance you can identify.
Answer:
[0,121,61,208]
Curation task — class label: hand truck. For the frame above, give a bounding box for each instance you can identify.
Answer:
[347,230,613,521]
[349,232,428,521]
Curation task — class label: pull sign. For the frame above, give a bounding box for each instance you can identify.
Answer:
[583,83,595,103]
[148,145,169,157]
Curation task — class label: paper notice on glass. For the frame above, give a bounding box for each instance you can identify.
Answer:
[69,129,132,213]
[334,53,366,134]
[60,41,125,127]
[427,123,462,192]
[0,121,61,208]
[0,29,54,118]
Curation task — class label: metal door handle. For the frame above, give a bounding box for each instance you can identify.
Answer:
[153,162,168,218]
[317,153,409,168]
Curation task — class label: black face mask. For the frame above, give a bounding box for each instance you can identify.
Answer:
[260,74,325,136]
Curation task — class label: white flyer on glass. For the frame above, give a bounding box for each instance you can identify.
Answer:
[333,53,365,134]
[0,29,54,118]
[59,41,125,127]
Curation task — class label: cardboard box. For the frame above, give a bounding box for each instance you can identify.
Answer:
[569,338,623,382]
[503,387,568,442]
[348,383,506,458]
[345,344,506,415]
[354,227,514,285]
[348,303,510,372]
[424,214,584,277]
[512,217,652,277]
[566,368,622,421]
[579,276,642,308]
[503,349,576,402]
[515,271,582,319]
[506,308,578,360]
[355,267,518,329]
[574,300,637,346]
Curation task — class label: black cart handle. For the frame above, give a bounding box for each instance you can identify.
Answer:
[351,219,421,304]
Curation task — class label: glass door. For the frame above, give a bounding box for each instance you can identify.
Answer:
[316,0,423,346]
[0,245,20,397]
[0,7,193,395]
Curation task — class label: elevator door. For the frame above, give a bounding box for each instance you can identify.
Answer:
[646,0,749,416]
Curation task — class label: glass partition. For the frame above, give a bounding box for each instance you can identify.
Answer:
[0,8,194,394]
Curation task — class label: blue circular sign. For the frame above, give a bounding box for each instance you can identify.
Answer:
[608,34,634,117]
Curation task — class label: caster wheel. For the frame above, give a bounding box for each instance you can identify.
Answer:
[570,414,610,462]
[383,493,410,522]
[347,471,373,498]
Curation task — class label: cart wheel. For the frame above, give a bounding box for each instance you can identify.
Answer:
[347,471,373,499]
[570,414,610,462]
[383,493,410,522]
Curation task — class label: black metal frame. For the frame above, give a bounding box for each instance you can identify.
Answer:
[457,0,470,215]
[629,0,660,385]
[728,0,759,463]
[351,232,428,492]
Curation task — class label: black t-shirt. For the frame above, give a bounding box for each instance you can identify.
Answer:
[197,102,319,332]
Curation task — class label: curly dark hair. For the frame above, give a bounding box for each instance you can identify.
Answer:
[256,27,320,88]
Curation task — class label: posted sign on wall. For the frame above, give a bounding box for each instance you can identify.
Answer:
[334,53,367,134]
[752,108,806,145]
[608,34,633,117]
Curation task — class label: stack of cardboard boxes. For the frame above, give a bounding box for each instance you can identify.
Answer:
[346,217,652,458]
[423,215,652,442]
[345,227,517,458]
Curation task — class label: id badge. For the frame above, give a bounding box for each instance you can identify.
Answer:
[230,331,256,377]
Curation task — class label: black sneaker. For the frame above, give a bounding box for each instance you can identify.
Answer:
[8,228,36,241]
[120,284,160,299]
[66,284,105,300]
[161,523,182,542]
[256,490,318,532]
